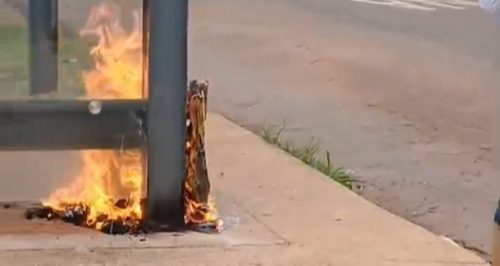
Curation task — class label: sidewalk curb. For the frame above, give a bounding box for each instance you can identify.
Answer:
[207,113,490,265]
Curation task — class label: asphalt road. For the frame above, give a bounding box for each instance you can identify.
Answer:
[286,0,500,64]
[190,0,500,256]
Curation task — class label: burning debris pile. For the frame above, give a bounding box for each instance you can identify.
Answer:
[26,201,144,235]
[25,3,220,234]
[26,80,220,234]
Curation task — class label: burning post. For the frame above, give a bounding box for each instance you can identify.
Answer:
[14,0,221,234]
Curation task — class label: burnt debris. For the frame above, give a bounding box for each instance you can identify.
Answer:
[24,80,221,235]
[101,218,136,235]
[25,206,57,220]
[25,201,145,235]
[60,204,88,226]
[24,201,221,235]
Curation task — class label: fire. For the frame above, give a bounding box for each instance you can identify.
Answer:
[44,2,145,230]
[184,81,220,227]
[45,150,144,230]
[79,2,145,100]
[43,2,219,232]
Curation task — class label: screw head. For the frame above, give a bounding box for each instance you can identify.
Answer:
[88,100,103,115]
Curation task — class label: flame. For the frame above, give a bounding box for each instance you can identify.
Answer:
[44,2,145,229]
[79,2,145,99]
[44,2,220,231]
[45,151,143,230]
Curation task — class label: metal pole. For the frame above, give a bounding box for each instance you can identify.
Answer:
[146,0,188,228]
[28,0,58,95]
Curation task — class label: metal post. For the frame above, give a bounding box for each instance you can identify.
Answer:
[146,0,188,228]
[28,0,58,95]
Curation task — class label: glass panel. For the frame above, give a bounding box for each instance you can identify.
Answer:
[0,1,147,234]
[59,0,144,100]
[0,0,144,100]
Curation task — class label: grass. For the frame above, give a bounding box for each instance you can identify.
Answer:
[0,26,29,98]
[261,124,355,189]
[0,25,90,99]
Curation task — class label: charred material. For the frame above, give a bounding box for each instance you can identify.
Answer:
[25,206,58,220]
[60,204,88,226]
[25,200,145,235]
[184,80,221,232]
[25,80,220,234]
[101,218,138,235]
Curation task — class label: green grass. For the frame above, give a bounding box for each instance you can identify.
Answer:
[0,25,90,99]
[0,26,29,98]
[262,125,355,189]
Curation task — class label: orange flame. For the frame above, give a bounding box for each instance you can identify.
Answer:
[46,151,144,230]
[79,2,145,99]
[44,2,220,231]
[44,2,145,229]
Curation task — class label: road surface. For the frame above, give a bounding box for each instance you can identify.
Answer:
[190,0,500,256]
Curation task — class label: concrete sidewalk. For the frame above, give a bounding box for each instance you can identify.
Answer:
[0,114,490,265]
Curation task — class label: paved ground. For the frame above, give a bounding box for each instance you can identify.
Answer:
[0,114,489,265]
[0,0,497,257]
[189,0,500,255]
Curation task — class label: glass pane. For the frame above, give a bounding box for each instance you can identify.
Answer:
[0,1,146,234]
[59,0,144,100]
[0,0,144,100]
